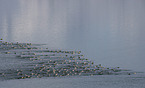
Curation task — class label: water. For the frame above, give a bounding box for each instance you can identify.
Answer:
[0,75,145,88]
[0,0,145,87]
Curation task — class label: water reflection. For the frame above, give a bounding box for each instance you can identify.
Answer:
[0,0,145,71]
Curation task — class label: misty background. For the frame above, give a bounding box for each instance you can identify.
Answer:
[0,0,145,72]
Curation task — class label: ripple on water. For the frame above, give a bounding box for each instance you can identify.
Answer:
[0,39,137,80]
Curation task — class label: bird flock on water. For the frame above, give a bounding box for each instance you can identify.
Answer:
[0,38,136,80]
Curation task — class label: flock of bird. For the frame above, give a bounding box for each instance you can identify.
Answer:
[0,38,135,80]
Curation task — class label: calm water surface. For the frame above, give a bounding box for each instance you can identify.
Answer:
[0,75,145,88]
[0,0,145,85]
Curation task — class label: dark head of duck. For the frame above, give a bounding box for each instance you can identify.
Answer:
[0,38,3,43]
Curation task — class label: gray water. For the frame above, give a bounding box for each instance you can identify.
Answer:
[0,0,145,87]
[0,74,145,88]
